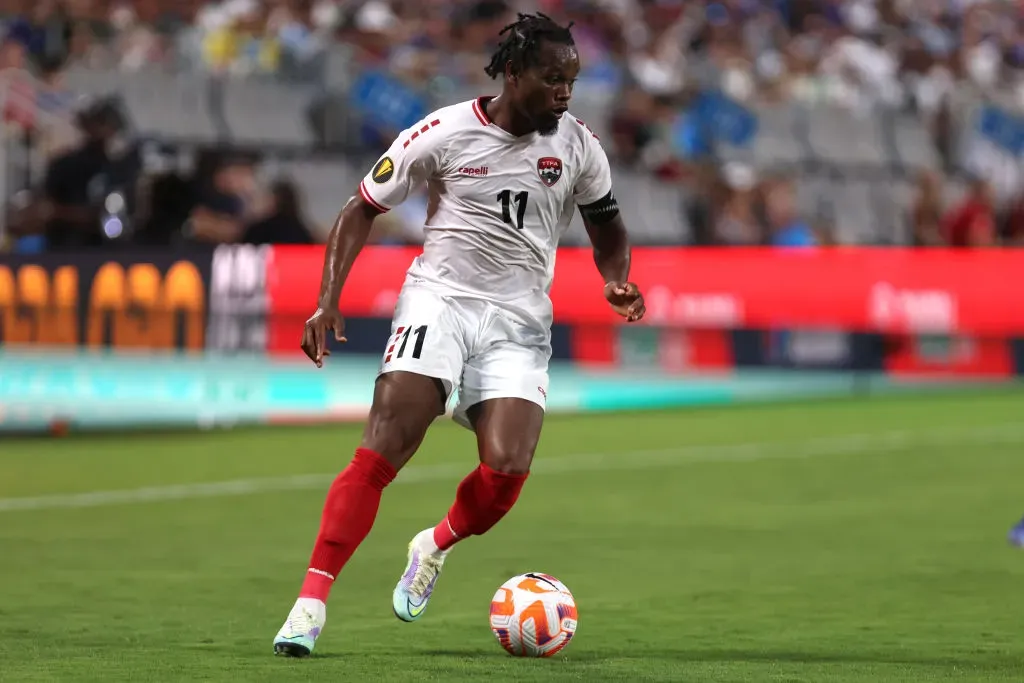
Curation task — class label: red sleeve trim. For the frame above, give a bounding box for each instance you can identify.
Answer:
[358,180,389,213]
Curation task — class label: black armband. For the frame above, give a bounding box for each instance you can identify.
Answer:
[578,190,620,224]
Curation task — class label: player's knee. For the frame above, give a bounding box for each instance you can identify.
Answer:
[362,405,424,467]
[360,374,444,468]
[478,423,538,475]
[361,402,426,468]
[481,443,534,475]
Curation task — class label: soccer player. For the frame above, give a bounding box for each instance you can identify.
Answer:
[273,12,646,657]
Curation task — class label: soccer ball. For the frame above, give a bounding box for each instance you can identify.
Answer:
[489,573,578,658]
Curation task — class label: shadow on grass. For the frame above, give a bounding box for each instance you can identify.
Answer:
[419,647,1024,671]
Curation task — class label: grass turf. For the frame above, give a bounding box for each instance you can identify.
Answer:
[2,391,1024,681]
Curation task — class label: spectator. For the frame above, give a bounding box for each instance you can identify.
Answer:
[242,179,315,245]
[763,177,817,248]
[134,169,194,246]
[0,36,28,71]
[35,57,75,117]
[33,57,79,162]
[910,168,946,246]
[109,2,164,71]
[5,0,73,70]
[39,99,135,251]
[268,0,320,65]
[188,151,260,244]
[198,3,243,74]
[713,162,762,245]
[1001,189,1024,247]
[1,40,35,131]
[684,164,720,246]
[941,175,996,248]
[609,89,684,178]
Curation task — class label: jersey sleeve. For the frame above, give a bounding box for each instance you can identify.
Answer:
[572,127,613,207]
[358,117,447,212]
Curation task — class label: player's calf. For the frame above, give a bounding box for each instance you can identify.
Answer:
[300,448,397,604]
[435,463,529,548]
[433,397,540,546]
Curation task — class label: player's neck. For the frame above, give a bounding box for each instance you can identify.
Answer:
[484,95,536,137]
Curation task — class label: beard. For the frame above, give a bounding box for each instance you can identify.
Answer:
[536,117,560,136]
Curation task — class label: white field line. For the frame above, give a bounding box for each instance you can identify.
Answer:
[0,423,1022,514]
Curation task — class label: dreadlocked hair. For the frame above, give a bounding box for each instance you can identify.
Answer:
[484,12,575,80]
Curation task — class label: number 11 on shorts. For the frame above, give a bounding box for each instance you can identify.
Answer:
[385,325,428,363]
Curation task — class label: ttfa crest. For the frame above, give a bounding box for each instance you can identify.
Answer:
[537,157,562,187]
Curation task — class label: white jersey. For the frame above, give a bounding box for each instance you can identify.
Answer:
[358,97,613,330]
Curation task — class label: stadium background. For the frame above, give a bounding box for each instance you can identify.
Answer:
[2,0,1024,428]
[4,2,1024,681]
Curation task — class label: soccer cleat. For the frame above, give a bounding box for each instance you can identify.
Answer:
[273,598,326,657]
[393,528,449,622]
[1008,516,1024,547]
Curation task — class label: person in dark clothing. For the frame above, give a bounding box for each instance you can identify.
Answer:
[42,99,138,250]
[242,180,315,245]
[187,152,256,244]
[133,170,194,246]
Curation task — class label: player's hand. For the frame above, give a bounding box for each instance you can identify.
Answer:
[301,307,347,368]
[604,281,646,323]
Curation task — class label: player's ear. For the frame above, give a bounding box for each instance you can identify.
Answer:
[504,61,517,86]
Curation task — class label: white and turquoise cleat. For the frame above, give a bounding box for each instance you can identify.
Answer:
[273,598,326,657]
[392,528,449,622]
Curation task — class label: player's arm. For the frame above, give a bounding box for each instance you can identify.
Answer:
[575,131,645,323]
[315,195,382,316]
[581,195,629,284]
[581,196,644,323]
[301,119,446,366]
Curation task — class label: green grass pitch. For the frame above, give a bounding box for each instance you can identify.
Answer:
[3,390,1024,682]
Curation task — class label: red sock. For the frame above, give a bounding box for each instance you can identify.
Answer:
[300,447,397,601]
[433,463,528,551]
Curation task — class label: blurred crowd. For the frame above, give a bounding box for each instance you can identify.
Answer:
[2,0,1024,252]
[1,96,316,253]
[687,162,1022,248]
[5,0,1023,102]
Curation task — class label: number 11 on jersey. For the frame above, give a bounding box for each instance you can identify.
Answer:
[497,190,529,230]
[385,325,427,363]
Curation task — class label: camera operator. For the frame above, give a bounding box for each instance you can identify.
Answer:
[39,98,141,250]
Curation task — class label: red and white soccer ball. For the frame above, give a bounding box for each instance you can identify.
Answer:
[489,573,578,658]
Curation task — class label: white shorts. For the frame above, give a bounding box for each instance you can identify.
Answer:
[378,285,551,429]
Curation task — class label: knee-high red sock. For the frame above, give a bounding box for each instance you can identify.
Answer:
[300,447,397,601]
[432,463,528,551]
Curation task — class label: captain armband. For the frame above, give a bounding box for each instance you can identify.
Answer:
[578,190,620,224]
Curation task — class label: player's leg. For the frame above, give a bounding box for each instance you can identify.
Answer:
[392,399,544,622]
[392,311,548,622]
[302,372,446,595]
[275,288,464,656]
[275,373,443,655]
[433,398,542,545]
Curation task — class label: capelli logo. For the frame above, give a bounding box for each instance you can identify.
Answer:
[459,166,489,176]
